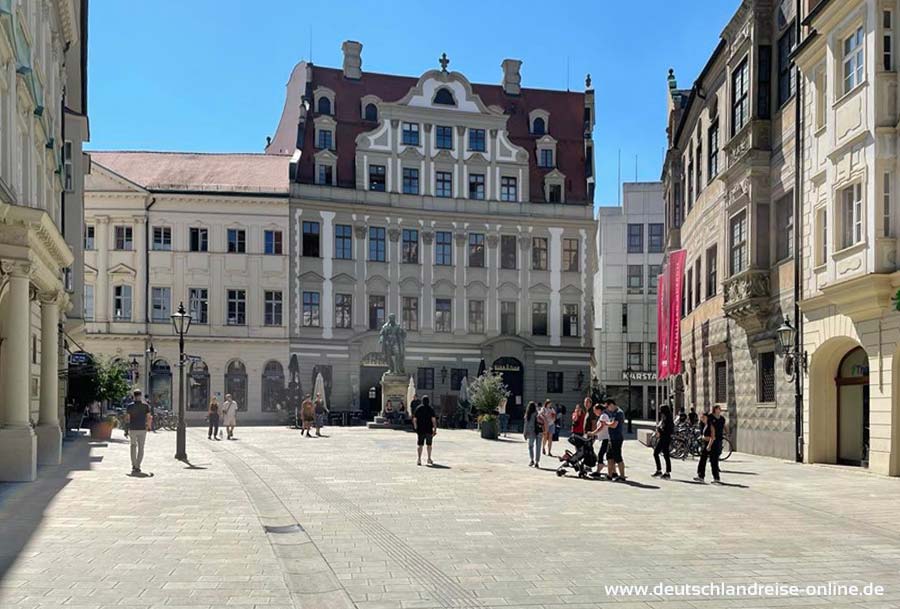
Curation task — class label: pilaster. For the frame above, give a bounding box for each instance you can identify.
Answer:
[36,290,61,465]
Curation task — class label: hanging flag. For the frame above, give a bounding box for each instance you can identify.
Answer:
[657,249,686,380]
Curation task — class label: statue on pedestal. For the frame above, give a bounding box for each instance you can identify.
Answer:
[379,313,406,374]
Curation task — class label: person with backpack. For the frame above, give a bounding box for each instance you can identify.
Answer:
[523,401,541,467]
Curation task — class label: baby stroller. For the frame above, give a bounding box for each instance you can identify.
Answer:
[556,434,597,478]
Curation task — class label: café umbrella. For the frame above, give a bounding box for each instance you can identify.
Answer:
[313,373,327,412]
[406,375,416,409]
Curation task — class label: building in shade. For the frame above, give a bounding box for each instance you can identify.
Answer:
[593,183,667,419]
[275,42,596,423]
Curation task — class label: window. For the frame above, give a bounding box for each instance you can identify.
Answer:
[539,148,554,168]
[258,229,281,255]
[83,285,94,320]
[563,238,579,272]
[451,368,468,391]
[627,223,643,253]
[468,173,485,200]
[686,153,694,212]
[435,231,452,265]
[402,167,419,195]
[149,226,171,251]
[715,361,727,404]
[885,173,893,238]
[265,291,283,326]
[468,128,486,152]
[501,301,517,335]
[433,88,455,105]
[706,246,717,298]
[694,258,701,308]
[815,69,827,129]
[627,265,643,291]
[369,227,386,262]
[401,229,418,263]
[417,367,435,390]
[627,342,643,368]
[335,294,352,329]
[468,300,485,333]
[843,26,865,94]
[532,237,548,270]
[436,171,453,198]
[732,58,750,135]
[816,207,828,266]
[778,25,796,106]
[402,296,418,331]
[368,295,385,330]
[227,289,246,325]
[708,120,719,179]
[776,193,794,260]
[317,164,333,186]
[647,342,657,371]
[227,228,247,254]
[330,225,351,260]
[885,10,894,71]
[369,165,386,191]
[695,139,702,195]
[648,223,665,253]
[500,235,517,269]
[500,176,517,202]
[189,288,208,324]
[468,233,485,267]
[402,122,420,146]
[758,45,772,120]
[562,304,579,337]
[621,303,628,333]
[84,225,94,250]
[114,225,133,251]
[548,184,562,203]
[729,211,748,275]
[150,287,170,322]
[317,96,331,115]
[113,285,132,320]
[301,291,320,327]
[189,227,208,252]
[435,298,452,332]
[649,264,661,293]
[758,351,775,403]
[436,126,453,149]
[532,302,548,336]
[364,103,378,122]
[532,117,545,135]
[301,222,320,257]
[547,372,563,394]
[317,129,333,150]
[63,140,73,191]
[842,183,863,248]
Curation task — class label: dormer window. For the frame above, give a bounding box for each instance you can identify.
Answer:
[402,122,420,146]
[532,117,545,135]
[433,87,456,106]
[468,129,486,152]
[529,109,550,135]
[317,97,332,115]
[364,103,378,122]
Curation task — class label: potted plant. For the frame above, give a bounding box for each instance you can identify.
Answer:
[91,414,117,441]
[89,357,130,439]
[468,371,509,440]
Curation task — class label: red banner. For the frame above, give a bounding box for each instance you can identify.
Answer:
[657,250,686,380]
[656,267,669,379]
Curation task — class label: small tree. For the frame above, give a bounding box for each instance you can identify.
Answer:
[468,371,510,417]
[96,357,131,406]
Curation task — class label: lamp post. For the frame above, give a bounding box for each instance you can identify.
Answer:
[625,366,633,433]
[777,315,807,463]
[171,302,192,461]
[144,339,156,399]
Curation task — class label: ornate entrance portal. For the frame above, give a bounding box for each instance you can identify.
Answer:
[492,357,524,422]
[836,347,870,467]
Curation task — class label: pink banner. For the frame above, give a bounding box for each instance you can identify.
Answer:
[657,249,686,380]
[656,268,668,379]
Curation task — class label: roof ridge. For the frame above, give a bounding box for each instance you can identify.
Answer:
[88,150,291,158]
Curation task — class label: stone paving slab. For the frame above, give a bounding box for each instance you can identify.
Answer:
[1,426,900,608]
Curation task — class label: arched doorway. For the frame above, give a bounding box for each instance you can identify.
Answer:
[492,357,524,422]
[836,347,869,467]
[261,361,285,413]
[359,352,387,420]
[225,360,248,411]
[149,359,172,412]
[188,360,209,411]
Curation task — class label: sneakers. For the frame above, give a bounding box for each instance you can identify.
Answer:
[693,476,706,483]
[652,471,663,478]
[528,460,534,467]
[427,459,434,466]
[417,460,422,466]
[661,473,671,480]
[711,479,723,485]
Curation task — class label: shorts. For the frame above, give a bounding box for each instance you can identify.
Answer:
[416,431,434,446]
[607,437,624,462]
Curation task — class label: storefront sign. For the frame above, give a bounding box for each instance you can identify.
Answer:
[622,370,657,382]
[68,351,92,366]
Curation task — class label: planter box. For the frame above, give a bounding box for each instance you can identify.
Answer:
[480,419,499,440]
[91,422,114,441]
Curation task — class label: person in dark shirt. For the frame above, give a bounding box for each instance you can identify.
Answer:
[126,389,151,474]
[695,405,726,484]
[652,404,674,479]
[413,396,437,466]
[605,399,627,481]
[688,407,699,427]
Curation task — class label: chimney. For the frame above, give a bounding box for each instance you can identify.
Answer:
[342,40,362,79]
[501,59,522,95]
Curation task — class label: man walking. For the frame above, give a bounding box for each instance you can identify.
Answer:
[413,395,437,466]
[126,389,151,475]
[605,399,627,481]
[221,393,238,440]
[695,405,726,484]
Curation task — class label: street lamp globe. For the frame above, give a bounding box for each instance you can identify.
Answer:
[776,316,795,353]
[170,302,192,336]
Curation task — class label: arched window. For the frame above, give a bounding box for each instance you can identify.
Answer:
[317,96,332,115]
[188,361,209,411]
[532,117,546,135]
[364,103,378,122]
[433,87,456,106]
[149,359,172,412]
[225,360,248,411]
[262,361,285,413]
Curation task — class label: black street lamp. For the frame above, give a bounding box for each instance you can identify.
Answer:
[144,339,156,398]
[171,302,192,461]
[776,315,807,381]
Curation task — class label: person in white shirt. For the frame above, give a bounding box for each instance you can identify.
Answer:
[221,394,238,440]
[586,402,610,478]
[539,400,557,457]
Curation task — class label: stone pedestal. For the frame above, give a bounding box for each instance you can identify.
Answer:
[35,424,62,466]
[380,372,409,415]
[0,427,37,482]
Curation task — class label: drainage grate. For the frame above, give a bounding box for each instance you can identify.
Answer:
[264,523,304,534]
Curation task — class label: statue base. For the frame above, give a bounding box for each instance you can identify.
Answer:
[380,372,409,416]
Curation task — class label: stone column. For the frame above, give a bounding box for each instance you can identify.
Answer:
[134,216,147,324]
[388,227,401,317]
[454,232,466,335]
[354,225,368,330]
[36,291,62,465]
[421,231,434,333]
[486,234,499,335]
[0,261,37,481]
[95,216,109,322]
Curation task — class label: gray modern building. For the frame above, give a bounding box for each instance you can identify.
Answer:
[593,183,667,419]
[270,42,596,423]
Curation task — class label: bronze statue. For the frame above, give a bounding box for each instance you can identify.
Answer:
[379,313,406,374]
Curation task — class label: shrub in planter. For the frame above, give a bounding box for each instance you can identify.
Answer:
[468,372,509,440]
[479,414,499,440]
[91,415,117,441]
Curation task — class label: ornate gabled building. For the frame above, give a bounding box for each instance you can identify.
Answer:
[273,42,596,423]
[663,0,800,460]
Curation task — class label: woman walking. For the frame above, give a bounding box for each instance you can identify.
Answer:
[300,394,315,437]
[523,401,541,467]
[539,400,556,457]
[207,396,220,440]
[221,393,238,440]
[314,392,328,436]
[652,403,674,479]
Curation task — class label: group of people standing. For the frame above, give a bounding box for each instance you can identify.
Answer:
[298,392,329,437]
[207,394,239,440]
[652,403,729,484]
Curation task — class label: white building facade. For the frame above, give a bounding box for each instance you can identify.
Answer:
[593,182,666,418]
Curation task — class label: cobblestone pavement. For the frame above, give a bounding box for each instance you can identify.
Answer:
[2,426,900,609]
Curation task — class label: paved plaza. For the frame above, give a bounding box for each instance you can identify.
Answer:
[2,426,900,609]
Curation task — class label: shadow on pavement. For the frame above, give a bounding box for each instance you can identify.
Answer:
[714,480,749,488]
[427,463,451,470]
[126,471,155,478]
[720,469,757,475]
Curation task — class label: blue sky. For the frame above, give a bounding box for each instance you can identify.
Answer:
[88,1,737,207]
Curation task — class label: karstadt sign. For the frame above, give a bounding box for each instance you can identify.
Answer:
[622,370,657,382]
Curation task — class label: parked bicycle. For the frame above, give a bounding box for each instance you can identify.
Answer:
[653,422,733,461]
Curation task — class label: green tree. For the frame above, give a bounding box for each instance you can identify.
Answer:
[468,371,510,416]
[96,357,131,405]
